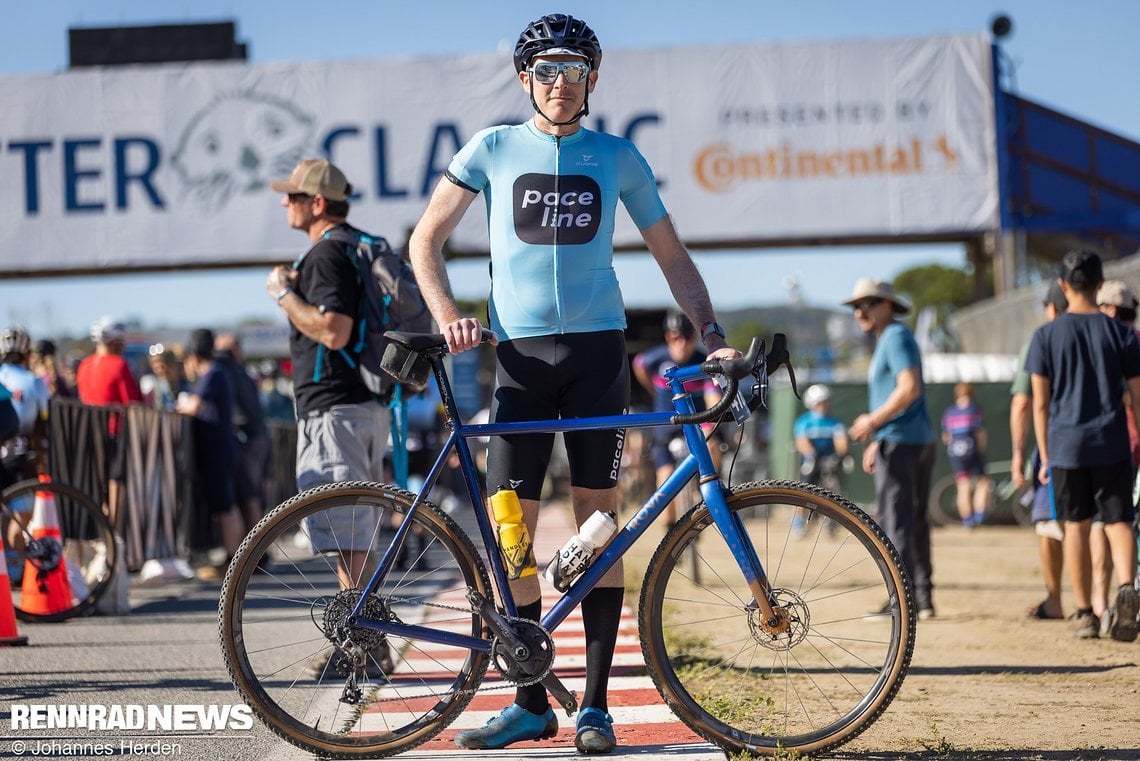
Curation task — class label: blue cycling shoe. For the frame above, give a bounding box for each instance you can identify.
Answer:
[575,707,616,754]
[454,703,558,749]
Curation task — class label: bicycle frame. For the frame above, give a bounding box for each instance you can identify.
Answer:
[347,351,774,656]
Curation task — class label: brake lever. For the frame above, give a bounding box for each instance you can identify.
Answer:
[764,333,800,399]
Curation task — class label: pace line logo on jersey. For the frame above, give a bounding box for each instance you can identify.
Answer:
[513,173,601,245]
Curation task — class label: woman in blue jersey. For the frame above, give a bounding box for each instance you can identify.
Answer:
[409,13,739,754]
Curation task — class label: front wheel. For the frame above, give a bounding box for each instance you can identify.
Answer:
[639,480,915,757]
[3,478,116,622]
[219,481,492,758]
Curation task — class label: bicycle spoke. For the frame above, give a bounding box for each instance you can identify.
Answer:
[220,482,491,758]
[641,481,914,756]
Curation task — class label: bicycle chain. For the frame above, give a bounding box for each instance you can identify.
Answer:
[345,594,547,706]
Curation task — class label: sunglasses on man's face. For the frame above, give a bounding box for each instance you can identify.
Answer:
[287,193,313,204]
[852,298,884,313]
[528,61,591,85]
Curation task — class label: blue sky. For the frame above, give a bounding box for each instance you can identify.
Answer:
[1,0,1137,340]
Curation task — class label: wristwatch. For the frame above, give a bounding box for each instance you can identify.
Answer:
[700,320,726,342]
[275,287,293,302]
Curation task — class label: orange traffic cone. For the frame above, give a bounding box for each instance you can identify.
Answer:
[1,533,29,645]
[21,475,74,617]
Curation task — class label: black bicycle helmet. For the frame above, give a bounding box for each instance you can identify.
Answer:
[514,13,603,73]
[662,312,695,338]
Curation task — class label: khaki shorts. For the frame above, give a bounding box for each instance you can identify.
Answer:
[296,402,390,553]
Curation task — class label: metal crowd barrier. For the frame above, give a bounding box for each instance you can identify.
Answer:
[48,398,298,571]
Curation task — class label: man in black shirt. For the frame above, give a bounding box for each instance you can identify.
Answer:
[266,159,390,590]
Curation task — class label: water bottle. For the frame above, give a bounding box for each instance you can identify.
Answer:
[543,510,618,592]
[489,485,536,579]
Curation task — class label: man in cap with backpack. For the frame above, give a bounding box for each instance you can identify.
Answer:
[266,160,398,635]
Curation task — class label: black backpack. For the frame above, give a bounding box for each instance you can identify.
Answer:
[321,227,432,399]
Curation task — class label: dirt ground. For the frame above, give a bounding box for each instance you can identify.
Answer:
[624,520,1140,760]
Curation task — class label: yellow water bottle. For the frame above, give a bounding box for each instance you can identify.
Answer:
[490,485,537,579]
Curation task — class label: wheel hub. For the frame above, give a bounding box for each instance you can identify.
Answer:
[748,588,810,651]
[26,536,63,572]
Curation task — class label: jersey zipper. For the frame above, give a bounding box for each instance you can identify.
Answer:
[553,134,564,333]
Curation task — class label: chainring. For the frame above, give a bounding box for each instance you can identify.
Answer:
[490,617,556,686]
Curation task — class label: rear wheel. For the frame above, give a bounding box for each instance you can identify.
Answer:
[219,481,491,758]
[3,478,115,623]
[640,480,914,757]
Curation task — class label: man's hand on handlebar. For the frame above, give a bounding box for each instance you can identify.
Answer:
[703,334,742,362]
[441,318,498,354]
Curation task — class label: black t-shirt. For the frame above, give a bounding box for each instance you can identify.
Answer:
[215,351,267,439]
[1026,311,1140,467]
[291,222,373,417]
[191,363,238,465]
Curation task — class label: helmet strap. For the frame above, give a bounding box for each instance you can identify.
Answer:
[528,80,590,127]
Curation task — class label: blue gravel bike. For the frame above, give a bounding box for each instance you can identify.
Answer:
[219,331,914,758]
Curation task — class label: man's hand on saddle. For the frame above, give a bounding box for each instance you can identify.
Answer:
[441,317,497,354]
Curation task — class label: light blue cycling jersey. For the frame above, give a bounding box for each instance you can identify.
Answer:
[446,120,668,340]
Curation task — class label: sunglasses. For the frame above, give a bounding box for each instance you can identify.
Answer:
[528,61,591,85]
[287,192,313,204]
[851,298,884,313]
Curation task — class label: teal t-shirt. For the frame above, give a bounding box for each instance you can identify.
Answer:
[447,121,668,340]
[868,321,934,444]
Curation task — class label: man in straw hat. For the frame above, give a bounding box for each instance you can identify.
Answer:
[845,278,937,620]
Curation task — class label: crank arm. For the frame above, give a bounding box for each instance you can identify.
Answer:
[467,590,531,660]
[540,673,578,716]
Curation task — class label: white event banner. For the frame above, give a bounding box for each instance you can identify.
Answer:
[0,34,997,275]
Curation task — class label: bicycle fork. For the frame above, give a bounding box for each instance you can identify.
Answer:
[700,478,782,632]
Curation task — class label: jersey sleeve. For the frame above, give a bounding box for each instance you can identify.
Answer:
[617,141,667,230]
[446,127,497,194]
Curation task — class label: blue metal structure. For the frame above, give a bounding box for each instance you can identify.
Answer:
[993,43,1140,258]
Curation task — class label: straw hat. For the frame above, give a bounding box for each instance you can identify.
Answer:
[1097,279,1138,309]
[841,278,911,315]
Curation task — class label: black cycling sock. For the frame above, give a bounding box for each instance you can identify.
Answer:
[513,599,549,715]
[581,586,624,713]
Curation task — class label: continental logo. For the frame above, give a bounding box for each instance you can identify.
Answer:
[693,136,959,193]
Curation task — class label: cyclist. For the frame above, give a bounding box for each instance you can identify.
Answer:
[633,312,724,528]
[409,12,738,753]
[0,327,51,581]
[0,326,50,488]
[940,382,992,528]
[792,384,849,533]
